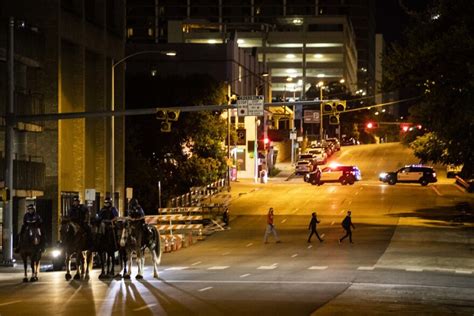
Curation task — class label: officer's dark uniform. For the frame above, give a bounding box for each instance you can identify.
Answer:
[98,203,119,223]
[126,199,149,244]
[16,205,44,252]
[69,198,92,247]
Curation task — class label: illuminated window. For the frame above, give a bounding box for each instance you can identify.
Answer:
[127,28,134,38]
[238,66,242,82]
[148,28,154,37]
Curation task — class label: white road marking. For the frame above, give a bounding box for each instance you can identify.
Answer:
[406,268,423,272]
[354,191,359,195]
[198,286,213,292]
[453,184,466,193]
[291,254,298,258]
[321,233,325,238]
[308,266,328,270]
[133,304,158,311]
[307,245,313,249]
[339,210,345,214]
[222,251,230,255]
[208,266,229,270]
[281,218,287,224]
[191,261,202,266]
[348,200,352,205]
[0,300,22,307]
[165,267,188,271]
[431,186,442,196]
[455,270,472,274]
[357,266,375,271]
[246,242,253,247]
[258,263,278,270]
[331,221,335,225]
[240,274,251,278]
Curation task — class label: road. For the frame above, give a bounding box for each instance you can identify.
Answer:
[1,143,473,315]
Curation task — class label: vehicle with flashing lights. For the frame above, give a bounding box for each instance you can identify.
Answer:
[305,163,361,185]
[379,164,437,186]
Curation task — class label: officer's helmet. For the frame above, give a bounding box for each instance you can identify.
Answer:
[129,198,140,209]
[104,197,112,206]
[27,204,36,212]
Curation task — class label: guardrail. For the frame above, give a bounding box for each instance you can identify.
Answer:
[455,176,474,193]
[169,178,227,207]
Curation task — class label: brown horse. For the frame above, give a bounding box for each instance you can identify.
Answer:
[59,217,93,281]
[18,223,43,282]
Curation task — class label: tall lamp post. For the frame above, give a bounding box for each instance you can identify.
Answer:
[317,81,325,141]
[110,50,176,210]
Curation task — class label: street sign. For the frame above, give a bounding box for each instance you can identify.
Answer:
[237,95,264,116]
[303,110,320,123]
[290,131,297,140]
[85,189,96,202]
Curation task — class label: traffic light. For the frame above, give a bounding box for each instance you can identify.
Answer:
[329,114,340,125]
[322,100,346,125]
[155,108,180,132]
[365,122,378,129]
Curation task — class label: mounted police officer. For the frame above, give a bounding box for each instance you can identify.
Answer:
[15,204,44,253]
[97,197,118,234]
[125,198,150,244]
[68,196,92,247]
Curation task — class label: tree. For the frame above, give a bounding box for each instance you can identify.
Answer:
[383,0,474,177]
[409,132,446,164]
[125,74,228,211]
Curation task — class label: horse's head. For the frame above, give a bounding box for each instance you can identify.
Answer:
[23,223,41,246]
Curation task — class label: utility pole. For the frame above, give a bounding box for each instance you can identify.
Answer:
[2,17,15,266]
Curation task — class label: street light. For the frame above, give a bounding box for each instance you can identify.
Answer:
[317,81,325,141]
[111,50,176,211]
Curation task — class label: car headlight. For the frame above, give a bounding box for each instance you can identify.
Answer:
[52,249,62,258]
[379,172,387,179]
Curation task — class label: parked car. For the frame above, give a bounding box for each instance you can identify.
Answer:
[341,137,358,146]
[310,164,362,185]
[379,165,437,186]
[295,154,316,175]
[326,138,341,151]
[306,148,327,164]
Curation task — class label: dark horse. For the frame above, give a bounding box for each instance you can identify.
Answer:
[118,218,162,279]
[95,219,118,279]
[59,217,93,280]
[18,223,43,282]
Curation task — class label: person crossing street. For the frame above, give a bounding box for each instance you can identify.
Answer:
[307,212,324,243]
[263,207,281,244]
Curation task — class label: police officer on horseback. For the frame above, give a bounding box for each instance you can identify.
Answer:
[125,198,150,243]
[15,204,44,253]
[69,196,93,247]
[98,197,119,224]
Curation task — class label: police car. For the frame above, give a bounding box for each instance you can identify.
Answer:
[305,163,361,185]
[379,165,437,186]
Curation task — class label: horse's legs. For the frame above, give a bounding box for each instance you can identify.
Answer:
[99,251,106,278]
[84,251,92,280]
[135,251,144,279]
[23,255,28,282]
[151,248,159,279]
[65,253,72,281]
[125,251,132,279]
[74,252,83,280]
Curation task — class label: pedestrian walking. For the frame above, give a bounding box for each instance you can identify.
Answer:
[339,210,355,244]
[307,212,324,243]
[263,207,281,243]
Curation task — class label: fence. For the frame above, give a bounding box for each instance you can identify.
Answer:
[168,178,226,207]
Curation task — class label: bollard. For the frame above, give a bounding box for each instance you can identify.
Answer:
[197,228,205,241]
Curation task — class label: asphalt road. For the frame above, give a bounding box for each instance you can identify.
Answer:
[1,143,473,316]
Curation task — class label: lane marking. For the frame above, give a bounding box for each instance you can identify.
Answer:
[331,221,335,225]
[339,210,345,214]
[291,254,298,258]
[165,267,188,271]
[246,242,253,247]
[348,200,352,205]
[208,266,229,270]
[198,286,213,292]
[455,270,472,274]
[222,251,230,256]
[281,218,287,224]
[258,263,278,270]
[134,303,157,311]
[308,266,328,270]
[406,268,423,272]
[357,266,375,271]
[240,274,251,278]
[307,245,313,249]
[321,233,325,239]
[431,186,442,196]
[0,300,22,307]
[191,261,202,266]
[453,184,466,193]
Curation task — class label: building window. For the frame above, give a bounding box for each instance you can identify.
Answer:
[127,28,134,38]
[148,28,154,37]
[238,66,242,82]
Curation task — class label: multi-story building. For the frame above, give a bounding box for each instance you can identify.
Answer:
[0,0,126,251]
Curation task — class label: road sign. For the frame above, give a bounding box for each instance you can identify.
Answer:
[85,189,96,202]
[303,110,320,123]
[237,95,264,116]
[290,131,297,140]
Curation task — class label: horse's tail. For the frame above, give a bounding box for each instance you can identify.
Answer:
[151,225,162,265]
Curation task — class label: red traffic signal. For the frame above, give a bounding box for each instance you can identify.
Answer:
[366,122,374,129]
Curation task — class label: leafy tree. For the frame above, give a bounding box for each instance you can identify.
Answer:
[383,0,474,177]
[125,74,228,211]
[409,132,446,164]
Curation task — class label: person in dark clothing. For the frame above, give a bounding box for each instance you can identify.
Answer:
[339,210,355,244]
[307,212,324,243]
[15,204,44,253]
[126,198,150,244]
[68,196,92,247]
[97,197,119,235]
[222,207,230,226]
